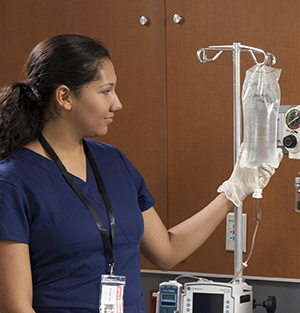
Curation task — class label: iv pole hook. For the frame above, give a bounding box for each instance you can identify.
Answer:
[197,48,223,64]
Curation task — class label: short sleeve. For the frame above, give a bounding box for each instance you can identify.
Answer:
[87,141,156,213]
[113,147,156,212]
[0,179,31,244]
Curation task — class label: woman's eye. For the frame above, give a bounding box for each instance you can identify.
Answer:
[102,90,111,95]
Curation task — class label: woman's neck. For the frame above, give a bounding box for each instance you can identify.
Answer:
[25,129,88,182]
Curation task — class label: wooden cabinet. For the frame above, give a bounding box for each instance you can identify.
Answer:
[1,0,300,279]
[0,0,168,223]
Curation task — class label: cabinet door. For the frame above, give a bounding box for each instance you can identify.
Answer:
[165,0,300,278]
[0,1,166,269]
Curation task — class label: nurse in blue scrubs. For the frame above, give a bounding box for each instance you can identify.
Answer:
[0,34,282,313]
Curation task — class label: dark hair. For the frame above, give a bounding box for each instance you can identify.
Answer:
[0,34,110,159]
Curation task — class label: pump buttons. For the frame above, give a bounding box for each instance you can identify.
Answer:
[283,135,297,149]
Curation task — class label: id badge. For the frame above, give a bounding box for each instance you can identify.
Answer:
[99,274,126,313]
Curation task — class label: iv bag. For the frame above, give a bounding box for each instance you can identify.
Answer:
[239,64,281,168]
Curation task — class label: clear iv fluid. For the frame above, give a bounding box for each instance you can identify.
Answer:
[239,65,281,169]
[240,91,279,168]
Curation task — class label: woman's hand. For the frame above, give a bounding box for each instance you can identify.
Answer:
[217,146,283,207]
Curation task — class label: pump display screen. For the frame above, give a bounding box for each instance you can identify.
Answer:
[192,293,224,312]
[162,294,175,300]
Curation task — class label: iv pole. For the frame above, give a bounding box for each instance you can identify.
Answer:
[197,43,276,283]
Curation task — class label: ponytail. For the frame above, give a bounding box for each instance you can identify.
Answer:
[0,82,43,160]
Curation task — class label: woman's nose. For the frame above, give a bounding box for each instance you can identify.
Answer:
[111,94,123,112]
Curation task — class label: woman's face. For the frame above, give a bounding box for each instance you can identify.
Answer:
[70,59,122,138]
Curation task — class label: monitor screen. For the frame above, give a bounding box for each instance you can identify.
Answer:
[161,294,175,301]
[192,293,224,312]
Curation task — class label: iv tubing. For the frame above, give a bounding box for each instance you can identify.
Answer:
[230,169,262,284]
[254,198,262,221]
[229,219,260,284]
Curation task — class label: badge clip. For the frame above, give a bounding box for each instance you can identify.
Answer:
[109,263,114,276]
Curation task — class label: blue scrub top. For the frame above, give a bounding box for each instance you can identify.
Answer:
[0,139,155,313]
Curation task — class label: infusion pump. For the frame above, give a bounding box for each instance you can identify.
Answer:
[156,280,253,313]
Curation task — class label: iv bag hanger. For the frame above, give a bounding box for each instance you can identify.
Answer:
[197,44,276,66]
[196,42,276,284]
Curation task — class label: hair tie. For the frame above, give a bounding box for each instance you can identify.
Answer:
[21,82,41,101]
[20,83,30,95]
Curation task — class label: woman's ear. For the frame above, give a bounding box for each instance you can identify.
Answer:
[55,85,72,111]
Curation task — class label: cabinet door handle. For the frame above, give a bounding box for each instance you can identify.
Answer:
[139,16,149,26]
[173,14,183,24]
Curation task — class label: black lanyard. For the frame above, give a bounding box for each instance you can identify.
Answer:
[38,134,115,274]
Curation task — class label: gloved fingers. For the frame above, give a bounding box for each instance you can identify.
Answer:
[257,148,282,187]
[257,164,273,189]
[276,148,283,165]
[259,163,275,177]
[258,173,271,189]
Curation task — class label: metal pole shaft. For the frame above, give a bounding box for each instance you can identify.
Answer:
[233,42,244,283]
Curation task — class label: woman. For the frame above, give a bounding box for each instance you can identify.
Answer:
[0,34,282,313]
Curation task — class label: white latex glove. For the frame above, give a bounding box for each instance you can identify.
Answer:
[217,145,283,207]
